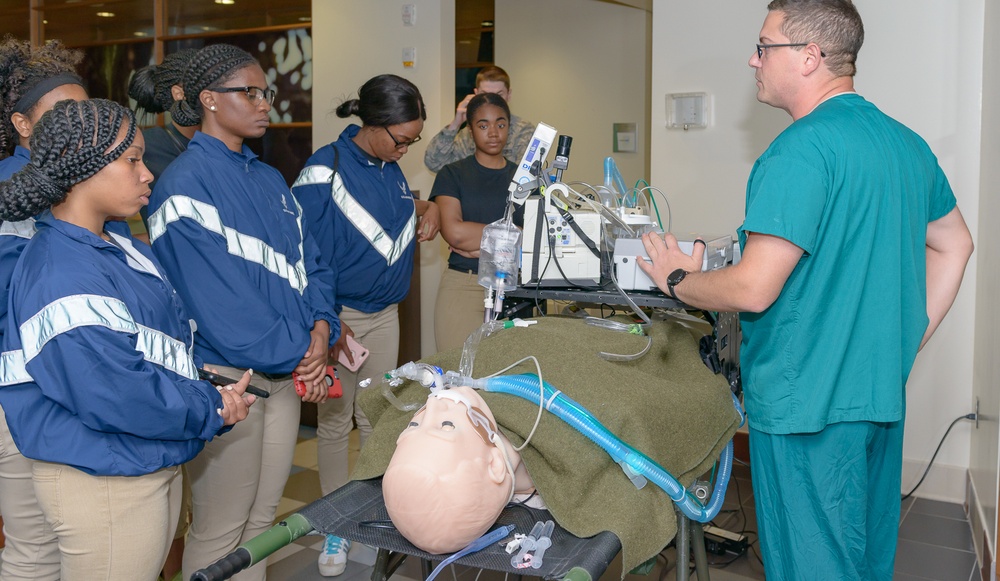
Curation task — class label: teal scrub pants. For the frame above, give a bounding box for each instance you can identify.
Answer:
[748,420,904,581]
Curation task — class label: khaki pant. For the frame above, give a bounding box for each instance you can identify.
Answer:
[316,305,398,496]
[0,405,59,581]
[32,461,181,581]
[434,267,488,353]
[182,369,299,581]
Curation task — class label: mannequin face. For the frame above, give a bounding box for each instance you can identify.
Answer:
[383,386,513,554]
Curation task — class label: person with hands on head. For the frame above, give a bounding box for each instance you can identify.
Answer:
[0,97,254,581]
[145,43,339,581]
[0,34,88,581]
[638,1,973,579]
[423,66,535,173]
[291,73,436,577]
[430,91,523,352]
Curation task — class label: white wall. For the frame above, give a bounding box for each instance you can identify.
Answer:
[495,0,650,189]
[862,0,982,505]
[311,0,454,357]
[971,0,1000,562]
[651,0,983,503]
[312,0,649,356]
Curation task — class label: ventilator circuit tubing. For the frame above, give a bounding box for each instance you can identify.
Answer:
[467,373,744,523]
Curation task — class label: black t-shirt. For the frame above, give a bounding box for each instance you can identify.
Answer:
[429,155,522,273]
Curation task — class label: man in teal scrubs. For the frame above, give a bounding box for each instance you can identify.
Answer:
[639,1,974,579]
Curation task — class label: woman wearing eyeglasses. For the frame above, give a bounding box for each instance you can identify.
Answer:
[291,73,439,577]
[146,43,340,581]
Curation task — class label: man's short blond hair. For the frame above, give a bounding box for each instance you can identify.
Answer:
[475,66,511,90]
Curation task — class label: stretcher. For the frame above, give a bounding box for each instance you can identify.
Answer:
[191,474,716,581]
[193,311,742,581]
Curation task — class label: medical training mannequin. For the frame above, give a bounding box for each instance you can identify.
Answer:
[382,385,536,554]
[354,317,741,574]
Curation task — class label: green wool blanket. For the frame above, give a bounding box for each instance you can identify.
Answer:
[352,316,741,575]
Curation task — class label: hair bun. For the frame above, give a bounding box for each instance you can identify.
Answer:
[335,98,360,119]
[170,98,200,127]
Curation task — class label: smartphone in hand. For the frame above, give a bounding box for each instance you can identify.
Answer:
[337,335,369,372]
[294,365,342,398]
[197,368,270,399]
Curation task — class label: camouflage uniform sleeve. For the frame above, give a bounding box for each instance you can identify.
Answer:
[503,117,537,165]
[423,126,476,172]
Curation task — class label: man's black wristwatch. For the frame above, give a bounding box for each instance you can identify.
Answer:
[666,268,688,300]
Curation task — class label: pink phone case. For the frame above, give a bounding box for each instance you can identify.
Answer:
[337,335,369,372]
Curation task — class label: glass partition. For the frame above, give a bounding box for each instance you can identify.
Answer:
[166,0,310,35]
[41,0,154,46]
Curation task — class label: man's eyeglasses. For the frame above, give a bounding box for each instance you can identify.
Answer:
[756,43,826,59]
[383,126,421,150]
[210,86,277,106]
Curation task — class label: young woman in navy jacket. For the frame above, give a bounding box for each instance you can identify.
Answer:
[0,98,254,581]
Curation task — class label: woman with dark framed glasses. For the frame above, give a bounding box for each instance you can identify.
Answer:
[146,43,340,581]
[291,73,438,577]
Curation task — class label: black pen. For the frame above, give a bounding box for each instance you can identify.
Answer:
[197,368,270,399]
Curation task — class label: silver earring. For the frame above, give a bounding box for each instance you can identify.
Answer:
[209,106,216,111]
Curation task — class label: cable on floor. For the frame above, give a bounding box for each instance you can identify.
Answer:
[901,412,977,501]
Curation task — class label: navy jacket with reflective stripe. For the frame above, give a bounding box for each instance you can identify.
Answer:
[0,146,34,345]
[0,217,225,476]
[147,132,339,373]
[291,124,416,314]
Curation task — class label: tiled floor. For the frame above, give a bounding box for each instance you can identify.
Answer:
[269,428,980,581]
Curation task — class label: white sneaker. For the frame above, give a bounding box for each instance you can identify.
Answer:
[318,534,351,577]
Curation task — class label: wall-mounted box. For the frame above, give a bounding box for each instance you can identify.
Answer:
[666,92,710,130]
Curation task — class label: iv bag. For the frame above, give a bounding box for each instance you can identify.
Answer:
[477,219,521,292]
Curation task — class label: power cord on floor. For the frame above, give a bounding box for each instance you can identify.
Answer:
[901,412,977,502]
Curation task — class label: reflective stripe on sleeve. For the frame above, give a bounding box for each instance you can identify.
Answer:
[148,195,309,294]
[17,294,199,380]
[0,218,37,239]
[0,350,31,386]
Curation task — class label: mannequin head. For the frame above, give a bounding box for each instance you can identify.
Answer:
[383,386,514,554]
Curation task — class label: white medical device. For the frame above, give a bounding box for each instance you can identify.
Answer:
[613,234,734,291]
[508,122,557,204]
[520,183,603,287]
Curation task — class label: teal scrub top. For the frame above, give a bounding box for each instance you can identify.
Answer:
[737,93,956,435]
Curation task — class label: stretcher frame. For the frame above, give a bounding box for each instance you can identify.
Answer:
[193,292,741,581]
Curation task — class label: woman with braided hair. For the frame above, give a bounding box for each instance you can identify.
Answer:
[146,43,340,581]
[128,48,198,231]
[0,34,87,581]
[0,35,86,180]
[0,98,255,581]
